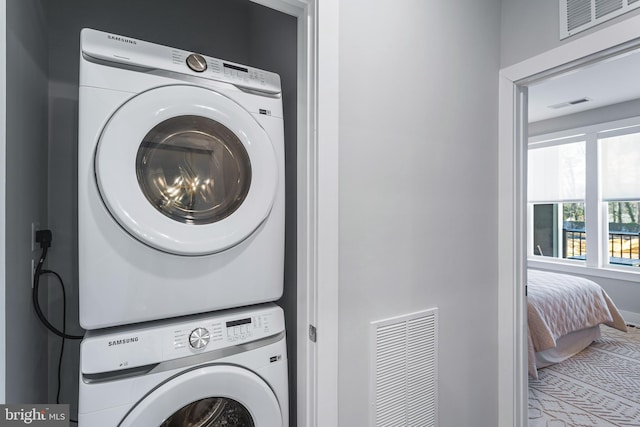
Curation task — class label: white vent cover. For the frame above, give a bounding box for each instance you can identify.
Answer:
[548,97,592,109]
[560,0,640,39]
[370,308,438,427]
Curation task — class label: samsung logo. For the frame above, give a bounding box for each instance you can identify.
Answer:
[108,337,139,346]
[107,35,137,45]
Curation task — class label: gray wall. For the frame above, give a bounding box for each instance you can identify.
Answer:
[338,1,501,425]
[5,0,49,403]
[501,0,640,67]
[43,0,297,420]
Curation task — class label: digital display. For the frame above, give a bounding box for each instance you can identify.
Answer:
[223,63,249,73]
[226,318,251,328]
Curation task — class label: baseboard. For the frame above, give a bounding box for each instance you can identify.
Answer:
[619,310,640,326]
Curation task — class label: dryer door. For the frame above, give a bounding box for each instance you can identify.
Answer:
[95,84,278,256]
[119,365,282,427]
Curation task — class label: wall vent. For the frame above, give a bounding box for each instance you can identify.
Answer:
[595,0,624,18]
[548,97,592,109]
[370,308,438,427]
[560,0,640,39]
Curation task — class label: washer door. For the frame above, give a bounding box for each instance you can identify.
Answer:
[96,85,278,255]
[119,365,282,427]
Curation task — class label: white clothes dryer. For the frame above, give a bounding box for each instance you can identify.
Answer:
[78,303,288,427]
[78,29,285,329]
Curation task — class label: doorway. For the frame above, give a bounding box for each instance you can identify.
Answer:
[498,15,640,427]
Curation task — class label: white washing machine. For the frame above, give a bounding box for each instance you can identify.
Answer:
[78,303,288,426]
[78,28,285,329]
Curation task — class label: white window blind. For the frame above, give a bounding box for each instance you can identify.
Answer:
[528,141,586,203]
[600,131,640,201]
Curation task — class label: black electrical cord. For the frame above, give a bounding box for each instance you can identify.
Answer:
[31,230,83,424]
[39,269,68,404]
[32,246,84,340]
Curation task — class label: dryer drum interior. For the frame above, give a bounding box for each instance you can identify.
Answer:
[136,114,252,225]
[161,397,254,427]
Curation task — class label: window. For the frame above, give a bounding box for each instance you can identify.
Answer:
[601,130,640,267]
[529,140,586,261]
[528,118,640,271]
[607,201,640,267]
[532,202,586,259]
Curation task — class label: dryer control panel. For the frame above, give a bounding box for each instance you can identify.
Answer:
[81,303,284,375]
[81,28,281,95]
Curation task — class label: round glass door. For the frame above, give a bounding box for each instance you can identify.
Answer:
[95,85,279,256]
[136,115,251,225]
[119,365,282,427]
[160,397,254,427]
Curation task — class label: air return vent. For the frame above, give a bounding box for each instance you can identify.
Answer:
[560,0,640,39]
[596,0,624,17]
[549,97,592,109]
[370,308,438,427]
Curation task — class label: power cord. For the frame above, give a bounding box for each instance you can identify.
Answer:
[32,229,83,422]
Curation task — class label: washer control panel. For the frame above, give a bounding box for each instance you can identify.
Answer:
[171,312,274,352]
[81,303,284,375]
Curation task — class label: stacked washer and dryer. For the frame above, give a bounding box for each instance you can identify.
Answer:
[76,28,289,426]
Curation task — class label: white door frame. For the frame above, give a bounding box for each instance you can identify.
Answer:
[498,14,640,427]
[249,1,339,426]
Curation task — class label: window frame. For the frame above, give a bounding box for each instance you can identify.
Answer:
[527,115,640,282]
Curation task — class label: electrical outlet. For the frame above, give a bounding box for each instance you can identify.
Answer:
[31,222,40,252]
[31,258,36,288]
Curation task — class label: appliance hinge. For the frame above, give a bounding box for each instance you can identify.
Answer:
[309,324,317,343]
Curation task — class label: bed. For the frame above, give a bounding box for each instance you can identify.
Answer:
[527,269,627,379]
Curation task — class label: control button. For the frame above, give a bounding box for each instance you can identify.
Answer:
[189,327,210,349]
[186,54,207,73]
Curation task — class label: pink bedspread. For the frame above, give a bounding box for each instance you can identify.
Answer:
[527,269,627,379]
